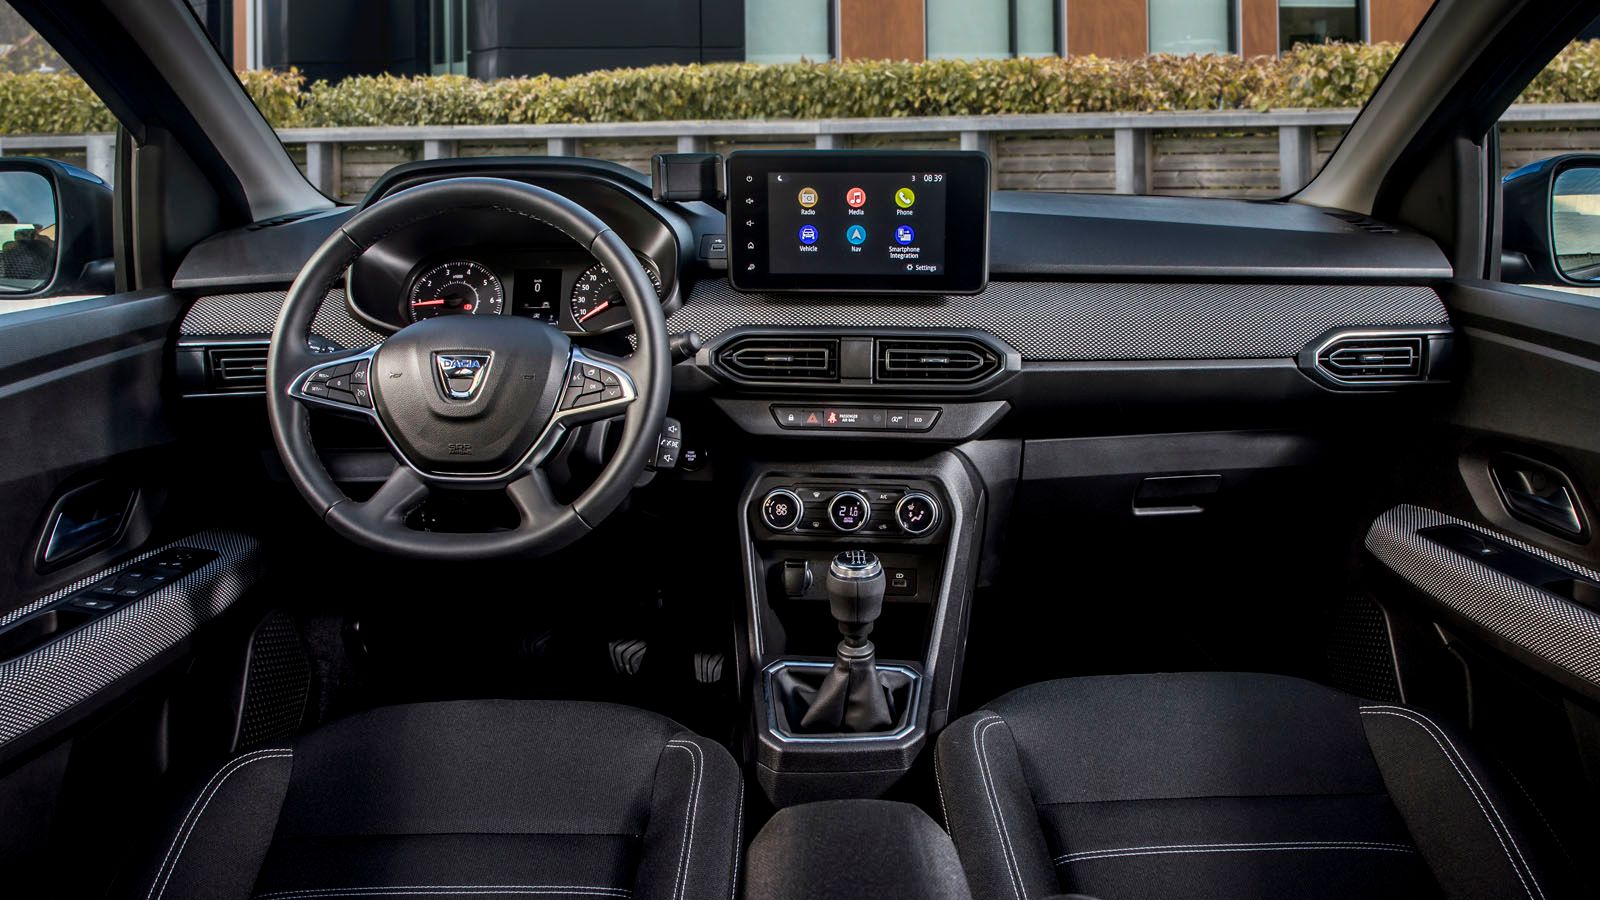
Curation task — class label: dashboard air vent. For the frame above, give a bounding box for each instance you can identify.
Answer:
[206,346,269,391]
[1316,335,1424,383]
[875,338,1000,384]
[1324,209,1399,234]
[719,337,839,382]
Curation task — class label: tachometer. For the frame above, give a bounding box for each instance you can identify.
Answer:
[407,261,503,322]
[568,260,663,333]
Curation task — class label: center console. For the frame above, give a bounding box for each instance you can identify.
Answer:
[738,454,985,805]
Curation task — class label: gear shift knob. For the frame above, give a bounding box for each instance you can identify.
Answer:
[826,550,886,645]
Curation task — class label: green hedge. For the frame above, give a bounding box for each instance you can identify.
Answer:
[3,41,1596,134]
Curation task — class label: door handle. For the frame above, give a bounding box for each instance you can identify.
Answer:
[34,480,137,571]
[1489,453,1586,538]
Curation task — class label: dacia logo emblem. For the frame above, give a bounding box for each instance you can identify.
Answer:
[433,351,491,400]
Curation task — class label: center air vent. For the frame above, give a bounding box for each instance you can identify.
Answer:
[719,337,839,382]
[875,338,1001,384]
[1316,335,1424,383]
[206,346,269,391]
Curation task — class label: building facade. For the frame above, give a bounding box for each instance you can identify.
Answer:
[195,0,1436,81]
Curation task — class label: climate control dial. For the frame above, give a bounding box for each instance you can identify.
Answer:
[760,489,804,532]
[827,491,871,532]
[894,491,941,536]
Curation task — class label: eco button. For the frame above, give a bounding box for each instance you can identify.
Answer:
[895,186,916,208]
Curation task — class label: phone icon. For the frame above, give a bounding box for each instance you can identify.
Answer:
[895,187,916,209]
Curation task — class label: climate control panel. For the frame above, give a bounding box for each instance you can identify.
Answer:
[757,482,943,538]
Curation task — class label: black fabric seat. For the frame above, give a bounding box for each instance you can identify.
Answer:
[935,673,1581,900]
[113,700,743,900]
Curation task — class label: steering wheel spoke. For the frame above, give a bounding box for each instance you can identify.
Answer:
[357,464,430,524]
[286,344,381,415]
[505,469,566,528]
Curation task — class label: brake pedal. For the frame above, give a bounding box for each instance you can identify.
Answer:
[608,639,647,676]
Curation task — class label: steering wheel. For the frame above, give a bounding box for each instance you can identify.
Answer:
[266,177,671,560]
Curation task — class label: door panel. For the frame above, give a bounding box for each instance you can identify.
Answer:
[1362,277,1600,880]
[0,291,183,614]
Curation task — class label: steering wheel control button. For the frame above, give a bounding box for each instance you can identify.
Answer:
[761,489,805,532]
[304,382,329,398]
[894,492,941,536]
[828,491,871,532]
[653,417,683,469]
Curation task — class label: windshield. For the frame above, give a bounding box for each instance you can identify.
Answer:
[3,1,1467,204]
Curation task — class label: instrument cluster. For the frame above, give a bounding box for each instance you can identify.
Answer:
[397,250,666,335]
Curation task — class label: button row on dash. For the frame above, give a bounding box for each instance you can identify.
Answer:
[772,406,940,432]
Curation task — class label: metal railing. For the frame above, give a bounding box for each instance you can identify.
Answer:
[4,103,1597,196]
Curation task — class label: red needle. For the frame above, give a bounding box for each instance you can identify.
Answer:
[411,298,447,307]
[577,300,611,323]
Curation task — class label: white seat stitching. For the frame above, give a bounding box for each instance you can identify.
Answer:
[664,740,703,900]
[1055,840,1417,864]
[1360,707,1541,900]
[973,714,1026,900]
[1362,704,1547,900]
[148,749,293,900]
[728,778,744,900]
[934,750,951,829]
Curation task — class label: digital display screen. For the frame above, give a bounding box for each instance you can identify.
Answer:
[766,172,949,277]
[512,268,562,322]
[726,151,989,295]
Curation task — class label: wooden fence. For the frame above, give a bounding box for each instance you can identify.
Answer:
[5,104,1600,203]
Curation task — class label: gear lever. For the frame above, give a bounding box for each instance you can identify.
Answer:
[799,550,895,732]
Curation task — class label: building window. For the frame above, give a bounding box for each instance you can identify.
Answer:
[926,0,1060,60]
[1148,0,1236,55]
[746,0,834,64]
[430,0,468,75]
[1279,0,1362,51]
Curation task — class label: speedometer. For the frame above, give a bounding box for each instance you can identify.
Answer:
[568,260,663,333]
[407,261,503,322]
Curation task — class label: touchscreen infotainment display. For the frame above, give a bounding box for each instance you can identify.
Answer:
[725,151,989,294]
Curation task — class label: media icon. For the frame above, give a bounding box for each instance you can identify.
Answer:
[797,187,818,208]
[798,224,820,245]
[845,187,867,208]
[895,224,915,245]
[846,225,868,245]
[895,186,916,208]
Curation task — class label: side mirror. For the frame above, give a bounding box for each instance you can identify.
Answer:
[1502,153,1600,286]
[0,157,114,299]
